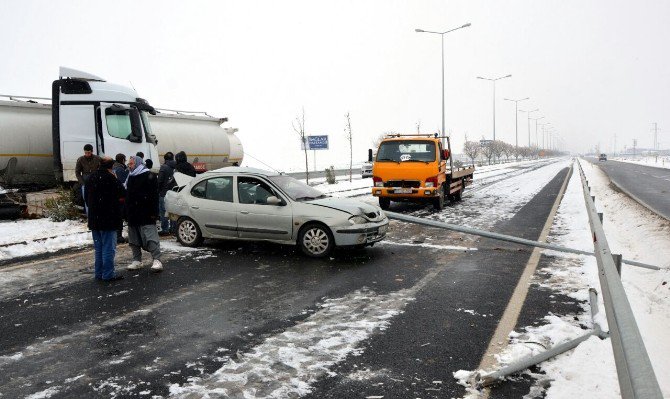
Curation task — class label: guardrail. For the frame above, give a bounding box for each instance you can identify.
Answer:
[577,161,662,398]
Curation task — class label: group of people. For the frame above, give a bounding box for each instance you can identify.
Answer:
[75,144,197,281]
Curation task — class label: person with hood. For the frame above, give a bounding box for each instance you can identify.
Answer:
[157,152,177,235]
[174,151,197,177]
[86,157,126,281]
[125,155,163,272]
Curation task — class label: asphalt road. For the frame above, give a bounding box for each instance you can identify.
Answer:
[0,160,580,398]
[586,158,670,220]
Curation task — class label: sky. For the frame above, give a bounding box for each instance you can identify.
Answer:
[1,0,669,171]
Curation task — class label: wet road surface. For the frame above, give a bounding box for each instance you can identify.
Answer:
[0,159,584,398]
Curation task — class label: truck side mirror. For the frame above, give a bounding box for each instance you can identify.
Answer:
[443,149,450,160]
[368,149,373,162]
[129,109,143,142]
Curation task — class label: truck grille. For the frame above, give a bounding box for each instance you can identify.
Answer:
[385,180,420,188]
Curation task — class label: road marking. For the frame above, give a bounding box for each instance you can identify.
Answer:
[475,163,573,397]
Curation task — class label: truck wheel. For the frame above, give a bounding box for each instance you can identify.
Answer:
[176,217,204,247]
[379,197,391,210]
[433,186,445,210]
[298,223,334,258]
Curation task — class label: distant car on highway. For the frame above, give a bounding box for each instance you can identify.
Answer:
[361,162,373,178]
[599,153,607,161]
[165,167,389,257]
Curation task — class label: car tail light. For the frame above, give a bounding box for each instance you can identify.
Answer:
[373,176,383,187]
[425,176,438,188]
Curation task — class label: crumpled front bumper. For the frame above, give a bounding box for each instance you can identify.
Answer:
[332,218,389,246]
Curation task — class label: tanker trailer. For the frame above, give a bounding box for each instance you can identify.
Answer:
[148,110,243,171]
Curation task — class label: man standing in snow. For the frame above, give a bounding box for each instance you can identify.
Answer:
[125,155,163,272]
[86,157,125,281]
[157,152,177,235]
[75,144,101,214]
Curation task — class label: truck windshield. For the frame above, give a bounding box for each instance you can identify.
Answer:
[140,110,156,144]
[376,140,436,162]
[267,175,328,201]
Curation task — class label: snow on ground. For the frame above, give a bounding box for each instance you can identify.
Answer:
[612,155,670,170]
[454,158,670,398]
[169,266,444,398]
[0,219,90,262]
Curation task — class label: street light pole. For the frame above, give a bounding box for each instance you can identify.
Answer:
[531,116,544,150]
[415,23,471,153]
[519,108,539,147]
[477,74,512,144]
[504,97,529,160]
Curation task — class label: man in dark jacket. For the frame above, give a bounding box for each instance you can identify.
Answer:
[157,152,177,235]
[125,155,163,272]
[174,151,197,177]
[112,153,129,243]
[76,144,101,214]
[86,157,126,281]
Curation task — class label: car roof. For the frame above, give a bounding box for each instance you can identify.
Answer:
[205,166,280,176]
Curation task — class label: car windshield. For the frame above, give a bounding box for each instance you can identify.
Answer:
[376,140,436,162]
[267,175,328,201]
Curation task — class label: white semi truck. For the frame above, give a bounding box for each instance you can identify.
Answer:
[0,67,243,187]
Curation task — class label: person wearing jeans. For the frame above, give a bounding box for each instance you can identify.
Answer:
[86,157,126,281]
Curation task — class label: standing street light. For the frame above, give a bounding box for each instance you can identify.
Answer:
[415,22,471,157]
[539,122,551,150]
[504,97,529,160]
[518,108,539,147]
[477,74,512,145]
[530,116,545,152]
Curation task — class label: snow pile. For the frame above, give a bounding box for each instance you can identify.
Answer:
[0,219,90,261]
[613,155,670,170]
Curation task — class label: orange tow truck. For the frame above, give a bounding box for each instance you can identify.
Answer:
[370,134,474,210]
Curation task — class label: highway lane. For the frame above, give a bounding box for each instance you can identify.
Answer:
[586,158,670,220]
[0,161,578,398]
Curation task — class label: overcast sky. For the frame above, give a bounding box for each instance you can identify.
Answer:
[2,0,669,171]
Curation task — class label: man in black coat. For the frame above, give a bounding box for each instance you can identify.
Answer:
[174,151,197,177]
[86,157,126,281]
[125,155,163,272]
[157,152,177,235]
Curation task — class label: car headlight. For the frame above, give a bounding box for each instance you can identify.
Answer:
[349,215,368,224]
[425,182,434,187]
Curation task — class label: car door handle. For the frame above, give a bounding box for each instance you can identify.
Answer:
[191,206,199,209]
[240,211,249,214]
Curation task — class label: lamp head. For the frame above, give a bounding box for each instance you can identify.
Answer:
[415,28,425,32]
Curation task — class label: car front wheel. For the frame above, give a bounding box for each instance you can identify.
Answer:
[176,217,204,247]
[298,223,334,258]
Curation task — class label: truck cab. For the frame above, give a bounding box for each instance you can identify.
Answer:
[371,134,474,211]
[53,67,159,183]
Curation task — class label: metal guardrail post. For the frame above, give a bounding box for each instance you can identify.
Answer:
[577,162,663,398]
[478,288,609,387]
[613,254,623,277]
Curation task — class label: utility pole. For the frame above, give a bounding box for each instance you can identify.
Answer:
[653,122,659,151]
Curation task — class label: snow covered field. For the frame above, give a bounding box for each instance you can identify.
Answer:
[0,219,91,262]
[612,155,670,169]
[455,158,670,398]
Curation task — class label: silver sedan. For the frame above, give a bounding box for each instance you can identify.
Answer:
[165,167,389,257]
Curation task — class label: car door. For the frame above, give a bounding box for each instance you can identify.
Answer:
[236,176,293,240]
[188,176,238,238]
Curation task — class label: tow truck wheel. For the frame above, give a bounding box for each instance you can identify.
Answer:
[433,186,445,210]
[379,197,390,210]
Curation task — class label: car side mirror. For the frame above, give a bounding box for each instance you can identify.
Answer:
[266,196,282,205]
[368,149,373,162]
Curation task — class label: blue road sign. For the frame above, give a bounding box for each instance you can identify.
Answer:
[307,135,329,150]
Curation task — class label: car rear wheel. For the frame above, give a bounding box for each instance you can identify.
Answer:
[379,197,390,210]
[298,223,334,258]
[176,217,203,247]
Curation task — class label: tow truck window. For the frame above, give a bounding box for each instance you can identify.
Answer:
[376,141,436,162]
[105,108,133,139]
